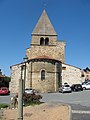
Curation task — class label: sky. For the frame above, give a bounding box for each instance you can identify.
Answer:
[0,0,90,76]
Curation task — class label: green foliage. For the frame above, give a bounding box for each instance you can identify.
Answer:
[0,77,11,87]
[3,77,11,82]
[0,104,9,109]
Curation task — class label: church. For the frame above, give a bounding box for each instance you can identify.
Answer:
[10,10,83,93]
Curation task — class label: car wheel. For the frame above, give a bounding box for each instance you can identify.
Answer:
[83,87,86,90]
[74,89,76,92]
[62,91,64,93]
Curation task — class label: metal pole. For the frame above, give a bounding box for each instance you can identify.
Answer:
[23,55,28,93]
[23,62,26,93]
[23,63,26,106]
[18,66,23,120]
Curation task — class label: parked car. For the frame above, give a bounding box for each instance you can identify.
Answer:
[25,88,35,94]
[71,84,83,92]
[82,81,90,85]
[64,82,68,85]
[0,87,10,95]
[59,84,72,93]
[82,82,90,90]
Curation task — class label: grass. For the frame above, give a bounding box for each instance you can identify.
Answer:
[0,104,9,109]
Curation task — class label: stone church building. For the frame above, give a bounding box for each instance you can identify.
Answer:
[10,10,83,93]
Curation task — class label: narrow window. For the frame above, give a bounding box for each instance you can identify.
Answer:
[62,67,66,70]
[45,37,49,45]
[41,70,45,80]
[86,75,89,77]
[81,74,85,77]
[40,37,44,45]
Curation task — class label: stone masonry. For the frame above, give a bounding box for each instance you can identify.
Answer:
[26,42,65,64]
[62,64,82,85]
[10,10,83,93]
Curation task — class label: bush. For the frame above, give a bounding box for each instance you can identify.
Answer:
[23,93,42,106]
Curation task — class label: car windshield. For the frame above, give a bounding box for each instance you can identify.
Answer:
[1,88,7,90]
[25,88,32,90]
[64,85,70,87]
[86,83,90,85]
[77,84,81,86]
[82,81,90,85]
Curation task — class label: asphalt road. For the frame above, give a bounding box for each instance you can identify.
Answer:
[40,90,90,120]
[0,90,90,120]
[0,94,13,104]
[41,90,90,107]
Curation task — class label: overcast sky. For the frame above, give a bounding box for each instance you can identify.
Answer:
[0,0,90,76]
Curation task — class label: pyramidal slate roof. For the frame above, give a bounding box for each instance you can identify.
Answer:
[32,10,57,36]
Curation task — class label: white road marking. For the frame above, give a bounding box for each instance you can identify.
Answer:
[72,110,90,114]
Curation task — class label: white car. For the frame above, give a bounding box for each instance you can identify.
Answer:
[59,84,72,93]
[82,82,90,90]
[82,81,90,85]
[25,88,35,94]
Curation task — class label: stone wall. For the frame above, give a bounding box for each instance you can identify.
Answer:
[26,41,66,63]
[10,60,62,93]
[10,62,84,93]
[10,64,23,93]
[62,63,82,85]
[31,35,57,45]
[27,61,62,93]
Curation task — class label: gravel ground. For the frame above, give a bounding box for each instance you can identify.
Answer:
[0,109,4,120]
[2,103,69,120]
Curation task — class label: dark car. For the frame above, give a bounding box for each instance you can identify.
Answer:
[71,84,83,92]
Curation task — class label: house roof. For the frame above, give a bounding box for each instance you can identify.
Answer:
[10,56,61,68]
[32,10,57,36]
[62,63,81,70]
[0,74,5,78]
[28,55,61,63]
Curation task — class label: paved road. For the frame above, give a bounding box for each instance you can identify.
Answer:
[0,94,13,104]
[70,104,90,120]
[41,90,90,107]
[40,90,90,120]
[0,90,90,120]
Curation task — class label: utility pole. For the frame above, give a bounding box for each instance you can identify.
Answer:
[18,65,23,120]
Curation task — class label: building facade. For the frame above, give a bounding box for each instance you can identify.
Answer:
[10,10,83,93]
[81,67,90,81]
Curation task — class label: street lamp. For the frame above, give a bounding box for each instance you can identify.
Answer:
[23,55,28,93]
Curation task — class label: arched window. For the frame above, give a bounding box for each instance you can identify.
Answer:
[41,70,45,80]
[45,37,49,45]
[40,37,44,45]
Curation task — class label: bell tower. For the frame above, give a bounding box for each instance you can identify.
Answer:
[26,9,66,63]
[31,10,58,46]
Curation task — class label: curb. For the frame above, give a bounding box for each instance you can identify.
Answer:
[68,105,72,120]
[60,103,72,120]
